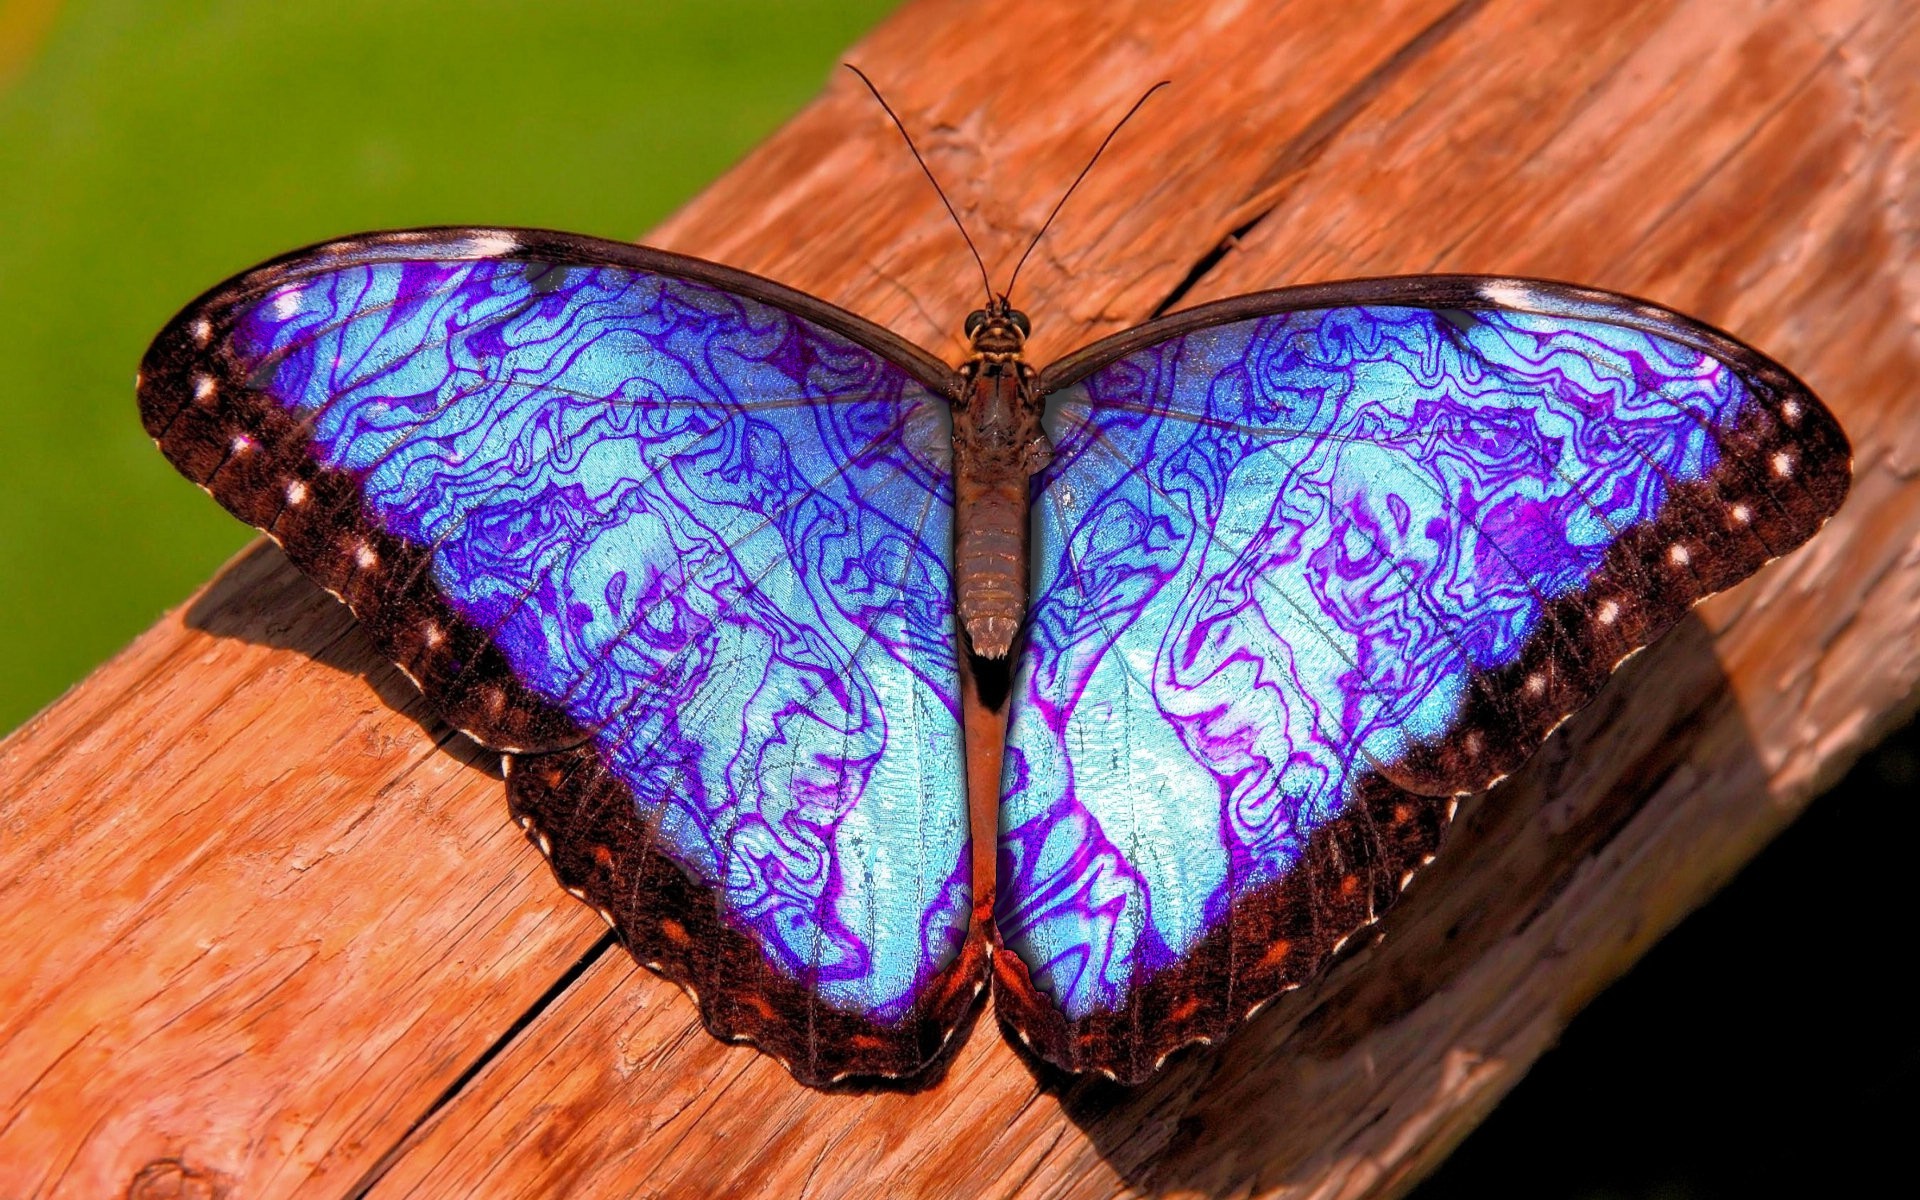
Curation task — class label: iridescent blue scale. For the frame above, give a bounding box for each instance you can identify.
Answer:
[140,227,1848,1086]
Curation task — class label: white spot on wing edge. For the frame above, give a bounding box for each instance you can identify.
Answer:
[191,318,213,346]
[193,374,216,401]
[1772,451,1795,477]
[285,479,308,505]
[458,231,521,259]
[1477,279,1542,311]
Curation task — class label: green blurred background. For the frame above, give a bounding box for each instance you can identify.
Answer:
[2,3,1909,1197]
[0,0,893,734]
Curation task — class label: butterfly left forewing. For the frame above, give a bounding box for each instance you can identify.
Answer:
[994,278,1849,1080]
[140,228,985,1084]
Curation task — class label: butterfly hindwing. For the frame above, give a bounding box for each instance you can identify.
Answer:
[138,229,986,1084]
[992,278,1849,1080]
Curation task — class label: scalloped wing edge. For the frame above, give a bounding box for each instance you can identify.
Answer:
[508,748,989,1086]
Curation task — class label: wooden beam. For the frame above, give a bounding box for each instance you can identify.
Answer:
[3,0,1915,1195]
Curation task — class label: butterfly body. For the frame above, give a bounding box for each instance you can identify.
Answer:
[138,227,1849,1087]
[952,300,1046,659]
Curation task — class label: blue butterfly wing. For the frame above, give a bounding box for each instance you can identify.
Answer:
[991,279,1848,1080]
[139,229,985,1085]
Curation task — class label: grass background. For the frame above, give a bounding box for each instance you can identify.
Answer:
[0,0,893,734]
[2,3,1908,1197]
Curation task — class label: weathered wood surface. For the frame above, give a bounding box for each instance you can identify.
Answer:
[3,0,1916,1195]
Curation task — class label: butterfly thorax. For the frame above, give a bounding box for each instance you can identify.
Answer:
[952,301,1048,659]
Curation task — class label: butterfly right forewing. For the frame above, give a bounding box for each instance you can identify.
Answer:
[993,277,1848,1080]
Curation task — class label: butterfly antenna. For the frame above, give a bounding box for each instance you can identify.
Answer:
[1005,81,1170,302]
[845,64,995,305]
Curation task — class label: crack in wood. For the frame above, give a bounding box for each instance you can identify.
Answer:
[342,930,617,1200]
[1151,0,1491,318]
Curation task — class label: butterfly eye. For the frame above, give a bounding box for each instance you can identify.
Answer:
[965,310,988,339]
[1009,310,1031,338]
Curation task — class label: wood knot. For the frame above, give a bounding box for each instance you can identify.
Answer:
[127,1158,222,1200]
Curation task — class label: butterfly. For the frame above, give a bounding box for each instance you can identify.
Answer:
[136,81,1849,1088]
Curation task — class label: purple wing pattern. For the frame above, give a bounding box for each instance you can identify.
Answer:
[992,284,1848,1078]
[138,229,983,1084]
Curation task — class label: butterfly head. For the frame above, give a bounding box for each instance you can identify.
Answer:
[964,297,1031,360]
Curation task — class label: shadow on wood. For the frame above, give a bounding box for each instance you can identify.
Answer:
[1417,708,1920,1195]
[185,541,472,762]
[1038,618,1751,1194]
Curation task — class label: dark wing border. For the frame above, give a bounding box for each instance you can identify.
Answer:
[136,227,984,1086]
[996,275,1851,1081]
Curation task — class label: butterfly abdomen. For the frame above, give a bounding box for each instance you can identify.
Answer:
[952,438,1027,658]
[952,308,1045,660]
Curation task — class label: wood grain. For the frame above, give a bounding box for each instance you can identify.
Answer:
[3,0,1916,1196]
